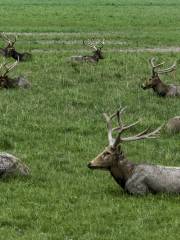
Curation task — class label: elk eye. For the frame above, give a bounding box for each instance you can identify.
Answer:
[106,152,111,155]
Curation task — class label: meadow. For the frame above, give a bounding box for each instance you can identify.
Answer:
[0,0,179,239]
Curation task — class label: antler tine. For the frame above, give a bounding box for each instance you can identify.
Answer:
[115,106,127,128]
[113,119,141,133]
[98,39,105,49]
[0,57,7,73]
[0,32,17,46]
[2,56,19,77]
[120,125,163,143]
[156,61,176,74]
[9,34,17,46]
[103,113,114,146]
[113,119,141,148]
[150,57,165,71]
[103,107,125,146]
[86,39,97,51]
[112,107,141,148]
[1,32,12,44]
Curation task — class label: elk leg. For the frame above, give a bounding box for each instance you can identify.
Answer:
[125,173,150,195]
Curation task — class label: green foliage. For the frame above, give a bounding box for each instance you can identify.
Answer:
[0,0,179,239]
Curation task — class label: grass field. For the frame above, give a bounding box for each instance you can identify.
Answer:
[0,0,179,239]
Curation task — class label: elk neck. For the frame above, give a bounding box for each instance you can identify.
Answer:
[152,78,169,97]
[92,52,100,62]
[11,50,23,61]
[110,153,136,190]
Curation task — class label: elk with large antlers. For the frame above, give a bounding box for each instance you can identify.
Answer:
[0,32,32,61]
[141,57,180,97]
[0,58,30,88]
[88,107,180,195]
[71,39,104,63]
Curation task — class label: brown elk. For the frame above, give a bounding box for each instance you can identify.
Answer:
[88,107,180,195]
[0,58,30,88]
[141,57,180,97]
[71,39,104,63]
[0,32,32,61]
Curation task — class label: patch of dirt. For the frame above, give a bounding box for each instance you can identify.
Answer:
[31,47,180,53]
[5,31,126,36]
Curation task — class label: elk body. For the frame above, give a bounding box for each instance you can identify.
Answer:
[0,58,30,89]
[71,40,104,63]
[0,33,32,61]
[141,58,180,97]
[0,152,30,177]
[166,116,180,133]
[88,108,180,195]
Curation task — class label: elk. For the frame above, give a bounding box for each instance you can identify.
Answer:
[141,57,180,97]
[166,116,180,133]
[0,58,31,88]
[0,152,30,177]
[0,32,32,61]
[71,39,104,63]
[88,107,180,195]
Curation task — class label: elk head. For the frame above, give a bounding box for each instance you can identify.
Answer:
[141,57,176,89]
[0,32,17,57]
[83,39,104,61]
[88,107,162,171]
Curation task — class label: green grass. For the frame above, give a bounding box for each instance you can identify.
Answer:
[0,0,179,239]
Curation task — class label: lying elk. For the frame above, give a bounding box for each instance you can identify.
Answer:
[0,58,30,88]
[0,32,32,61]
[0,152,30,177]
[141,57,180,97]
[166,116,180,133]
[88,107,180,195]
[71,40,104,63]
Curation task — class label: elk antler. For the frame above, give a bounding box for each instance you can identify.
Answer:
[103,107,134,146]
[0,57,19,77]
[83,39,97,51]
[156,62,176,74]
[98,39,105,49]
[149,57,176,75]
[0,32,17,47]
[103,107,162,148]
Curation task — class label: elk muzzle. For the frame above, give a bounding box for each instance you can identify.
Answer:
[141,83,148,90]
[87,149,114,170]
[87,158,104,169]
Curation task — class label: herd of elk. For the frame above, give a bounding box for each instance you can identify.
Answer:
[0,32,31,61]
[142,57,180,97]
[71,39,104,63]
[88,107,180,195]
[0,32,179,195]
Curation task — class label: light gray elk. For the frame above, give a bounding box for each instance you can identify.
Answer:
[141,57,180,97]
[0,57,30,88]
[166,116,180,133]
[0,152,30,177]
[88,107,180,195]
[71,39,104,63]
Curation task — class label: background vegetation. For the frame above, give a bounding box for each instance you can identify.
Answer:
[0,0,179,239]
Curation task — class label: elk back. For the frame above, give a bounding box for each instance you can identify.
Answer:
[166,116,180,133]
